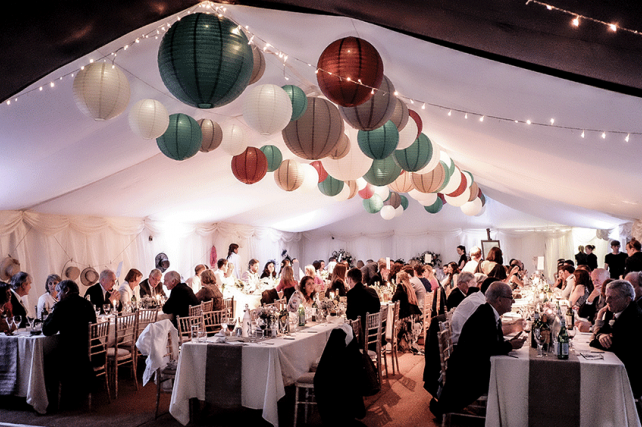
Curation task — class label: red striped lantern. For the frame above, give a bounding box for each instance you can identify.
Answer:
[316,37,384,107]
[310,161,328,183]
[231,147,268,184]
[408,109,423,139]
[447,172,468,197]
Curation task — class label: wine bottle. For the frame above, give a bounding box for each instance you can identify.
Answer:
[298,302,306,327]
[557,317,569,360]
[531,312,540,348]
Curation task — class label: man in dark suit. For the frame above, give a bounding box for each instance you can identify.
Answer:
[162,270,199,327]
[84,269,120,313]
[9,272,31,327]
[446,271,474,310]
[431,281,526,416]
[590,280,642,397]
[139,268,166,298]
[346,267,380,324]
[43,280,97,408]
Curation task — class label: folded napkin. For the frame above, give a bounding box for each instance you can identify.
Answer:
[213,330,226,343]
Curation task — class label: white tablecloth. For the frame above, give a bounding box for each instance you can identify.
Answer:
[486,332,641,427]
[1,332,59,414]
[170,319,342,426]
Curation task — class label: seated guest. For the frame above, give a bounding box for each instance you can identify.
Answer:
[37,274,60,318]
[423,264,441,292]
[326,263,348,298]
[119,268,143,309]
[346,267,380,323]
[569,269,593,308]
[624,271,642,307]
[0,282,12,333]
[480,246,503,275]
[507,259,526,288]
[441,262,459,296]
[305,264,325,294]
[296,275,317,308]
[43,280,97,408]
[186,264,207,294]
[139,268,166,299]
[447,271,474,310]
[276,265,297,302]
[414,264,432,293]
[590,280,642,397]
[10,271,32,327]
[84,269,120,313]
[462,246,482,273]
[260,260,277,279]
[195,269,224,311]
[578,269,609,324]
[162,271,199,326]
[241,259,260,288]
[403,266,426,311]
[214,259,235,290]
[431,282,526,416]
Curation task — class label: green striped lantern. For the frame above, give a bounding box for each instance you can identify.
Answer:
[424,197,443,214]
[156,113,202,161]
[357,120,399,160]
[435,161,452,193]
[318,175,344,197]
[158,13,253,109]
[363,156,402,186]
[400,195,409,210]
[393,133,433,172]
[363,194,384,213]
[260,145,283,172]
[282,85,308,121]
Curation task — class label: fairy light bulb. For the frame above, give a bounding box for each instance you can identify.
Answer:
[526,120,531,125]
[581,130,585,138]
[572,17,580,27]
[479,115,484,122]
[625,134,630,142]
[465,113,468,119]
[602,132,606,139]
[448,110,452,116]
[550,118,555,125]
[610,24,617,32]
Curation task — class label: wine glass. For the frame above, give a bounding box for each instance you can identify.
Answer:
[103,304,111,315]
[567,325,577,353]
[533,328,545,357]
[13,315,22,330]
[257,317,266,339]
[221,315,228,336]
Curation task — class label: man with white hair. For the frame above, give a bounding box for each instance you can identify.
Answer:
[84,269,120,313]
[446,271,474,310]
[578,268,609,323]
[462,246,482,273]
[162,270,199,327]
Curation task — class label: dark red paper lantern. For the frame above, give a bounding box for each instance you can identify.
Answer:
[231,147,268,184]
[358,183,375,199]
[408,109,422,139]
[447,172,468,197]
[310,161,328,183]
[317,37,384,107]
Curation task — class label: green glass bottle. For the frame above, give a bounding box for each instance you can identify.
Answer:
[557,317,569,360]
[298,303,306,327]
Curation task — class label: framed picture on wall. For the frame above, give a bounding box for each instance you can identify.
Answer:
[481,240,501,259]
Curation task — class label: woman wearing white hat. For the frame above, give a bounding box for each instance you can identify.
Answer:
[37,274,60,318]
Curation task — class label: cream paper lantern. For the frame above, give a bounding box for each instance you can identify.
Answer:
[128,99,169,139]
[416,141,441,174]
[389,98,409,131]
[356,177,368,191]
[198,119,223,152]
[220,123,249,156]
[297,163,319,193]
[396,117,418,150]
[334,183,352,201]
[346,180,358,199]
[323,139,372,181]
[394,205,404,217]
[374,185,390,201]
[329,133,351,159]
[242,84,293,135]
[73,62,130,121]
[380,205,396,220]
[441,166,463,194]
[416,192,439,206]
[274,159,304,192]
[463,170,474,189]
[461,197,483,216]
[445,187,471,207]
[389,171,415,193]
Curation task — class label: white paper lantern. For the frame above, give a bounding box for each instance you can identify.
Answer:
[394,205,404,217]
[417,193,439,206]
[356,177,368,191]
[220,123,249,156]
[128,99,169,139]
[396,117,418,150]
[461,197,483,216]
[374,185,390,201]
[73,62,130,121]
[416,141,441,174]
[445,187,471,207]
[297,164,319,193]
[463,170,474,189]
[242,84,293,135]
[380,205,396,220]
[323,139,372,181]
[334,183,352,201]
[441,166,463,194]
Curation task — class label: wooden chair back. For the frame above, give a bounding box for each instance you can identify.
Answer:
[201,300,213,312]
[176,314,205,345]
[437,320,454,386]
[137,308,159,339]
[364,311,383,385]
[203,309,226,335]
[224,297,234,319]
[89,321,111,405]
[350,316,361,346]
[189,304,203,317]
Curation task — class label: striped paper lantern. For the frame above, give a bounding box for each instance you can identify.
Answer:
[389,98,409,131]
[274,159,305,191]
[231,147,268,184]
[393,133,433,172]
[73,62,130,121]
[358,120,399,160]
[424,198,444,214]
[363,194,384,213]
[318,175,344,196]
[363,156,402,186]
[242,84,292,135]
[411,162,447,193]
[329,133,350,160]
[260,145,283,172]
[197,119,223,152]
[338,75,396,131]
[282,85,308,121]
[389,170,415,193]
[156,113,202,161]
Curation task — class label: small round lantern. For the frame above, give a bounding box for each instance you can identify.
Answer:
[231,147,268,184]
[358,121,399,160]
[260,145,283,172]
[298,164,319,193]
[468,182,479,202]
[249,44,266,85]
[389,98,409,131]
[408,109,423,138]
[282,85,308,121]
[380,205,396,220]
[416,138,441,174]
[339,75,396,131]
[323,139,371,181]
[396,116,418,150]
[73,62,130,121]
[156,113,202,161]
[461,198,483,216]
[400,195,409,210]
[363,157,402,187]
[424,198,444,214]
[435,161,452,193]
[358,183,375,199]
[441,166,463,195]
[318,175,344,197]
[411,162,446,193]
[282,97,344,160]
[157,13,253,109]
[363,194,384,214]
[374,185,390,202]
[389,170,415,193]
[198,119,223,152]
[317,37,384,107]
[274,159,304,192]
[329,133,351,160]
[310,161,328,183]
[445,187,471,207]
[243,84,292,135]
[220,123,249,156]
[447,171,468,197]
[346,180,359,199]
[394,133,433,172]
[385,192,401,209]
[129,99,169,139]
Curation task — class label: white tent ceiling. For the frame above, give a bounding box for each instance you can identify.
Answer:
[0,2,636,234]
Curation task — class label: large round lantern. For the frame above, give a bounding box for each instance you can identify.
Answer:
[129,99,169,139]
[329,133,350,159]
[243,84,292,135]
[317,37,384,107]
[156,113,202,161]
[411,162,446,193]
[396,116,418,150]
[416,138,441,174]
[358,121,399,160]
[310,161,328,183]
[260,145,283,172]
[318,175,344,196]
[385,192,401,209]
[73,62,130,121]
[282,85,308,121]
[198,119,223,152]
[380,205,396,220]
[461,198,483,216]
[389,171,415,193]
[157,13,253,109]
[389,98,409,131]
[282,97,343,160]
[298,164,319,193]
[231,147,268,184]
[274,159,304,191]
[339,76,396,130]
[220,123,249,156]
[394,133,433,172]
[363,157,402,186]
[424,198,444,214]
[323,139,371,181]
[249,45,266,85]
[363,194,384,213]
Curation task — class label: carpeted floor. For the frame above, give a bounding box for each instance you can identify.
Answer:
[0,351,483,427]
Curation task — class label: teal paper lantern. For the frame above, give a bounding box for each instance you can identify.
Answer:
[363,156,402,186]
[363,194,384,213]
[393,133,433,172]
[358,121,399,160]
[282,85,308,121]
[435,161,452,193]
[424,198,444,214]
[400,195,409,210]
[158,13,253,109]
[260,145,283,172]
[318,175,344,197]
[156,113,202,161]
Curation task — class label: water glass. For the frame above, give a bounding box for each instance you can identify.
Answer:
[191,324,200,341]
[103,304,111,315]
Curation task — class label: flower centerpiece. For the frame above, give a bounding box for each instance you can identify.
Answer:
[411,250,442,268]
[331,249,353,267]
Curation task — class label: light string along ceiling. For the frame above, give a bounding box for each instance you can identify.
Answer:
[2,0,640,143]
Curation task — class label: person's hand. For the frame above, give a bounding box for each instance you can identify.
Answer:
[575,320,591,332]
[588,287,601,302]
[510,266,520,277]
[510,336,526,349]
[110,290,121,304]
[597,306,609,321]
[598,333,613,349]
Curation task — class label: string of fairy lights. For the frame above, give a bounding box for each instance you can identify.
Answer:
[3,0,641,143]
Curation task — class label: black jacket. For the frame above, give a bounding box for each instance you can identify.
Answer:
[346,282,380,323]
[163,283,200,325]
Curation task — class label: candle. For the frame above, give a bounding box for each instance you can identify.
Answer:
[330,292,334,300]
[112,300,117,312]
